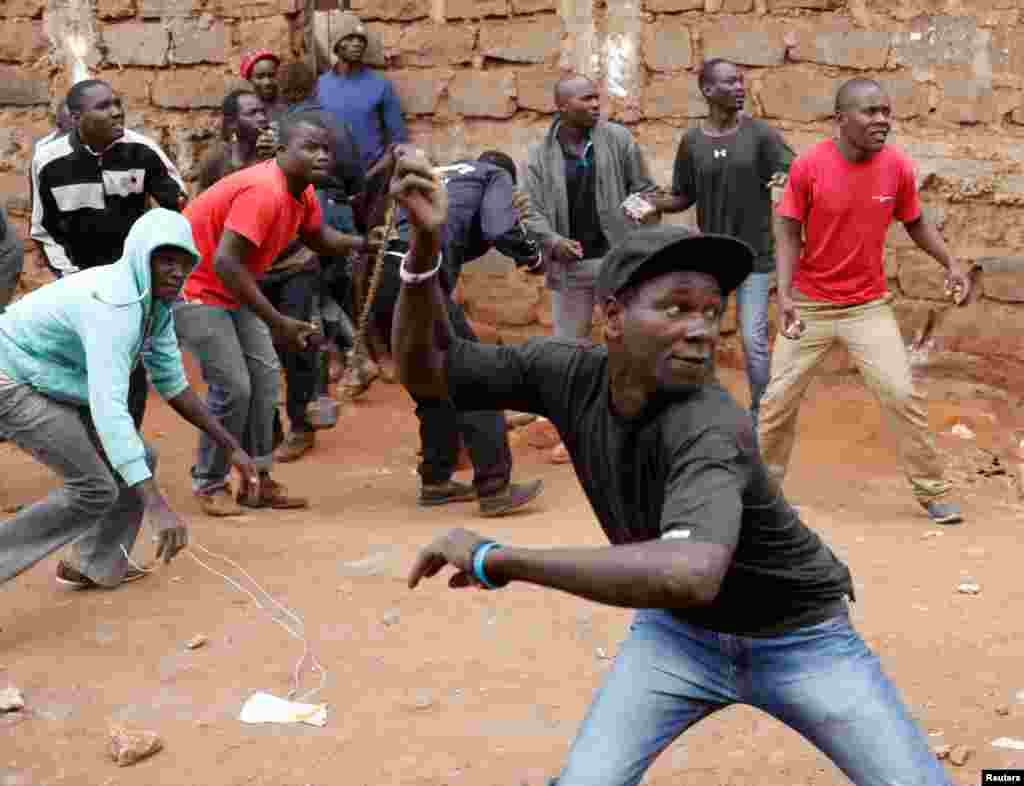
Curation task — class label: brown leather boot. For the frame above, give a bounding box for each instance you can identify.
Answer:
[239,475,309,510]
[198,487,243,517]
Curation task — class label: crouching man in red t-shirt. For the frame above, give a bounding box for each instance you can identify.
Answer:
[176,111,369,516]
[759,78,974,526]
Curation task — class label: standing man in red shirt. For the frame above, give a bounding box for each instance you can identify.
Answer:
[176,112,369,516]
[759,78,973,525]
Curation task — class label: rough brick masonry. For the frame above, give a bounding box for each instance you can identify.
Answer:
[2,0,1023,400]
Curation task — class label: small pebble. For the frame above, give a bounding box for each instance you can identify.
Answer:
[996,704,1011,716]
[382,609,401,626]
[185,634,208,650]
[0,686,25,712]
[949,744,973,766]
[957,582,981,595]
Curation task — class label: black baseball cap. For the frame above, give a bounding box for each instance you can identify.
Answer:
[597,225,755,300]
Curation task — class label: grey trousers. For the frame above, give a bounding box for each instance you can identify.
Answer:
[173,302,280,494]
[0,373,156,587]
[551,258,604,340]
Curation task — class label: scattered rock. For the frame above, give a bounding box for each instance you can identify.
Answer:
[549,443,571,465]
[404,689,435,712]
[0,686,25,712]
[992,736,1024,751]
[185,634,207,650]
[523,418,560,450]
[956,582,981,595]
[950,422,976,439]
[594,647,612,660]
[921,530,944,539]
[949,744,973,766]
[996,704,1011,716]
[382,609,401,626]
[109,724,164,766]
[169,576,184,583]
[932,743,952,759]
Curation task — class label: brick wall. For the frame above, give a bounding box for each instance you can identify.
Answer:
[1,0,1023,397]
[0,0,307,290]
[355,0,1024,396]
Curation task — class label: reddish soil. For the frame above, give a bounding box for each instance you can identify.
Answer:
[1,368,1023,786]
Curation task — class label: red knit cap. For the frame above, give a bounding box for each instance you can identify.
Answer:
[240,50,279,81]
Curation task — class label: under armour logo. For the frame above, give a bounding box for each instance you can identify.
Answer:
[713,149,728,159]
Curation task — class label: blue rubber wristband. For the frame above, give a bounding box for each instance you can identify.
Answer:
[472,541,504,590]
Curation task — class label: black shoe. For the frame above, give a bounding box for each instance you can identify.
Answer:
[419,480,477,507]
[55,560,148,589]
[479,479,544,517]
[921,500,964,525]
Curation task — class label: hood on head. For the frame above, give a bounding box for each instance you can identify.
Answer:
[95,208,199,308]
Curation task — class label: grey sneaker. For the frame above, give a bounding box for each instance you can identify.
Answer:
[921,500,964,525]
[479,479,544,518]
[419,480,477,507]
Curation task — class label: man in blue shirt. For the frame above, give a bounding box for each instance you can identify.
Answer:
[315,13,407,172]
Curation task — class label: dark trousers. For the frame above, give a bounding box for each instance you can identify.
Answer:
[415,302,511,497]
[128,363,147,429]
[260,270,320,433]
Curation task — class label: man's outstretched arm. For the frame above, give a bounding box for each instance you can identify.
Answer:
[391,147,451,401]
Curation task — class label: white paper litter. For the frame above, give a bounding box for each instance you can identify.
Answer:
[238,692,328,727]
[950,423,976,440]
[991,737,1024,751]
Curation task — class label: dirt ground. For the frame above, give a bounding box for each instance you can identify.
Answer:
[1,366,1023,786]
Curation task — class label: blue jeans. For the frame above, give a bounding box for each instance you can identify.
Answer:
[735,271,773,425]
[554,609,950,786]
[173,302,280,493]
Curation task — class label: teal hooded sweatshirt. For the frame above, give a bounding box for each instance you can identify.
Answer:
[0,208,199,487]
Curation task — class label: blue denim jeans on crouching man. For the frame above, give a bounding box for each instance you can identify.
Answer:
[551,609,951,786]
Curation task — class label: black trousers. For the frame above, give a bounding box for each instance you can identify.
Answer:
[260,270,320,433]
[415,302,511,497]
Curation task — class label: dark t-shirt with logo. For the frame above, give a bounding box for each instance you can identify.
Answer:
[445,336,854,636]
[672,116,794,273]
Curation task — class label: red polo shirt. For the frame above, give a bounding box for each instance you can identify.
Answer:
[183,160,322,308]
[778,140,921,305]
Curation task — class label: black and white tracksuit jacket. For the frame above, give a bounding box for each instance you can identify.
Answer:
[30,129,186,276]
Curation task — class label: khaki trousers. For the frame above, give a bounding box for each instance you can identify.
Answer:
[757,293,950,502]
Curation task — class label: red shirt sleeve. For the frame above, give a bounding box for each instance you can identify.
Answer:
[776,154,810,223]
[223,186,279,248]
[300,186,323,234]
[894,153,922,224]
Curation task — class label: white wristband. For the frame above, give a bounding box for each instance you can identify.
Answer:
[399,251,443,285]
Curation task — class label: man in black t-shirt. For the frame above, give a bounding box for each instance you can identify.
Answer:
[388,146,952,786]
[650,59,794,427]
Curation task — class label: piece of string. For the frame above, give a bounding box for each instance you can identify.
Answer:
[121,541,327,703]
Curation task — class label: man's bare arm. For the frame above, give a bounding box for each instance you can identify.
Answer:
[904,216,973,305]
[774,215,804,337]
[390,148,451,400]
